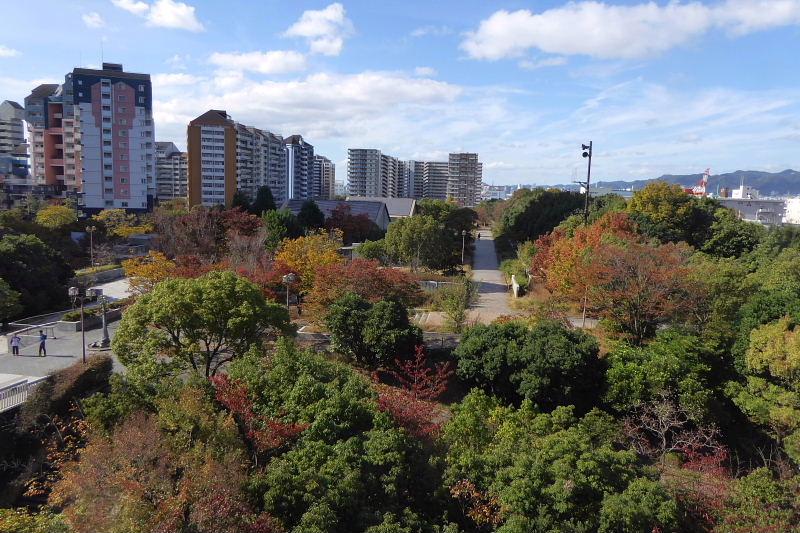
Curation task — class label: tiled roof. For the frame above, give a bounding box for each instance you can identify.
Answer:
[347,196,416,218]
[190,109,232,125]
[284,199,388,223]
[28,84,59,99]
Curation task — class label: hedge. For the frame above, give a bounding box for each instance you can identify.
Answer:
[61,298,132,322]
[73,264,121,276]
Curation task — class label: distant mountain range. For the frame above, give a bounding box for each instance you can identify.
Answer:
[590,169,800,197]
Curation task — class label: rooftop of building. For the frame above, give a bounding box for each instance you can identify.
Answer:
[190,109,233,126]
[73,62,150,80]
[27,84,59,99]
[346,196,416,218]
[284,198,389,224]
[2,101,23,110]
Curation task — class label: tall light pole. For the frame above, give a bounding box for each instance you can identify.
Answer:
[69,287,92,364]
[282,273,297,309]
[461,230,467,265]
[90,290,110,348]
[581,142,592,224]
[86,225,97,268]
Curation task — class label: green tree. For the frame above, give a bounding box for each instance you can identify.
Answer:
[231,189,252,211]
[326,292,422,367]
[355,239,387,264]
[701,208,764,257]
[0,277,22,321]
[91,208,136,237]
[262,208,303,253]
[416,198,457,222]
[250,185,277,215]
[437,275,479,333]
[441,391,680,533]
[112,270,291,377]
[298,199,326,231]
[0,234,73,316]
[385,215,456,270]
[604,329,715,419]
[454,321,603,411]
[0,509,69,533]
[226,341,444,532]
[35,205,77,229]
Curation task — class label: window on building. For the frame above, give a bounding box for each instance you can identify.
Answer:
[138,84,145,91]
[119,118,127,125]
[121,202,128,207]
[118,95,126,102]
[120,154,128,160]
[120,130,127,137]
[138,97,146,104]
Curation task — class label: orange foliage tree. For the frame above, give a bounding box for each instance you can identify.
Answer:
[305,258,423,317]
[122,251,178,296]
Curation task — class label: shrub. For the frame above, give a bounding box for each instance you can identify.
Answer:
[19,355,113,430]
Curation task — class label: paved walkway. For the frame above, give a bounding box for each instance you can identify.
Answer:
[469,229,521,324]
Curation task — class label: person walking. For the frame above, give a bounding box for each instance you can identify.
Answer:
[10,333,20,356]
[38,330,47,357]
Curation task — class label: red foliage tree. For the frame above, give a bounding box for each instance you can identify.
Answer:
[578,239,694,344]
[390,345,454,400]
[220,206,263,236]
[372,345,452,439]
[306,258,423,316]
[212,374,307,454]
[325,203,373,245]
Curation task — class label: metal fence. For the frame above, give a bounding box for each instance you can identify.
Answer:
[0,376,49,413]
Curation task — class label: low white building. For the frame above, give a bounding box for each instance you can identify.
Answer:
[716,185,785,225]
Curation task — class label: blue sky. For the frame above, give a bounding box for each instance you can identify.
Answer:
[1,0,799,185]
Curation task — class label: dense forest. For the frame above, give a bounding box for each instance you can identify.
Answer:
[3,184,800,532]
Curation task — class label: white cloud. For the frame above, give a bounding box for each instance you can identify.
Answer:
[519,57,567,70]
[0,45,21,57]
[410,25,452,37]
[414,66,437,77]
[484,161,515,169]
[209,51,307,74]
[165,54,189,69]
[462,0,800,61]
[152,73,203,86]
[283,3,354,56]
[147,0,204,31]
[112,0,205,32]
[82,12,106,28]
[111,0,149,16]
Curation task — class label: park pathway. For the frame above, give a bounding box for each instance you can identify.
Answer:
[469,229,521,324]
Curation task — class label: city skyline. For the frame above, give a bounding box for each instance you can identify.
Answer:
[0,0,798,186]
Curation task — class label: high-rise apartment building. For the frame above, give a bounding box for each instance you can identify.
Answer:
[238,125,287,204]
[312,155,335,199]
[155,142,188,201]
[347,148,405,198]
[422,161,449,201]
[285,135,313,200]
[0,100,28,186]
[0,101,25,158]
[187,109,289,207]
[24,63,156,212]
[447,152,482,206]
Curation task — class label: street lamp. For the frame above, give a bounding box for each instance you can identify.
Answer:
[69,286,97,364]
[89,289,110,348]
[282,273,297,309]
[86,225,97,268]
[580,142,593,224]
[461,229,468,265]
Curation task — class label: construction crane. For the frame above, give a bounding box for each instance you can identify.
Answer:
[684,168,710,196]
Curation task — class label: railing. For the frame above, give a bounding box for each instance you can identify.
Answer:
[0,377,49,413]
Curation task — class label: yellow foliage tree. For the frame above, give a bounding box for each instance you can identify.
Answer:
[35,205,77,229]
[122,251,178,296]
[627,182,694,226]
[115,224,155,239]
[275,229,345,293]
[92,209,136,237]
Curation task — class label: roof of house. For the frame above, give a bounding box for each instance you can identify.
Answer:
[190,109,232,126]
[28,84,59,99]
[284,199,389,224]
[3,101,23,110]
[347,196,416,218]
